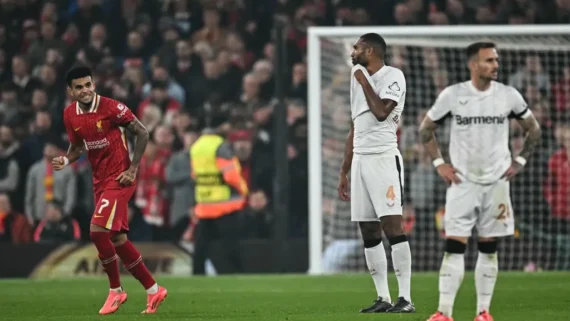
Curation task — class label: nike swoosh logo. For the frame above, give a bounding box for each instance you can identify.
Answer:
[74,127,81,131]
[459,100,468,105]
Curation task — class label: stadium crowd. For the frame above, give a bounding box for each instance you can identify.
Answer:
[0,0,568,271]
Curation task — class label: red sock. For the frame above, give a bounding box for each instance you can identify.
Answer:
[115,240,156,290]
[90,231,121,289]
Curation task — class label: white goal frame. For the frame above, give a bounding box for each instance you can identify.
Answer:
[307,24,570,275]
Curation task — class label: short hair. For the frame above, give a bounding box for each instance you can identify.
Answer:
[65,66,92,87]
[359,33,387,58]
[466,42,496,60]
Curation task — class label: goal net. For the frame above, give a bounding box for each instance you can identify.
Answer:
[308,25,570,274]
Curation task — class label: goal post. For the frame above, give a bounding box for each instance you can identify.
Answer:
[307,25,570,275]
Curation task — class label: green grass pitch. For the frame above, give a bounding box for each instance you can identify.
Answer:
[1,272,569,321]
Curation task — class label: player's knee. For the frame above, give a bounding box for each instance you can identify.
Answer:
[388,234,408,246]
[478,240,498,254]
[111,232,127,246]
[363,238,382,248]
[445,239,467,254]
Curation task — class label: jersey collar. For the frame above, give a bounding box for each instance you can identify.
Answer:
[76,94,100,114]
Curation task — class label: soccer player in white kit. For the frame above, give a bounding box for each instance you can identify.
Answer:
[337,33,415,314]
[420,42,541,321]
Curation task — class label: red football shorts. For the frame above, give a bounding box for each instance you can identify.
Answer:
[91,184,136,232]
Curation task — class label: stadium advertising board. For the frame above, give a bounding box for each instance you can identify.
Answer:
[0,243,192,279]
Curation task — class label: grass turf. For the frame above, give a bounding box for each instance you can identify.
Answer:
[1,272,569,321]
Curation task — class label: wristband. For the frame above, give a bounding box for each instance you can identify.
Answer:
[514,156,527,167]
[63,156,69,166]
[432,158,445,168]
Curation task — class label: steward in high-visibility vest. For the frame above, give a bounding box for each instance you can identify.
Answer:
[190,132,247,274]
[190,133,248,218]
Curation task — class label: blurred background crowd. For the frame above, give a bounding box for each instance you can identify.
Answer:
[0,0,568,272]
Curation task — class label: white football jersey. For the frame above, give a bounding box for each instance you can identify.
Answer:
[427,80,531,184]
[350,64,406,155]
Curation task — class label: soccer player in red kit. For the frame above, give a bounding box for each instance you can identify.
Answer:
[52,66,167,315]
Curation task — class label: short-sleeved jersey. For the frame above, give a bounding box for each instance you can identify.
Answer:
[350,65,406,155]
[63,94,135,190]
[426,80,531,184]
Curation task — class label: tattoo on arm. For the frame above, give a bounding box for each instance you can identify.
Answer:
[124,118,150,168]
[65,142,85,164]
[419,116,443,161]
[340,122,354,176]
[516,115,541,160]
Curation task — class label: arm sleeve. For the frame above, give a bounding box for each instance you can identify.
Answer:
[507,86,532,119]
[378,69,406,102]
[110,101,136,126]
[426,87,453,122]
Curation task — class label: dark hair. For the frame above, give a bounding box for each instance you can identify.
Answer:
[65,66,92,87]
[466,42,496,60]
[359,33,387,58]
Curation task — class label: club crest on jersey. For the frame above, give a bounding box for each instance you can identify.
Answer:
[96,120,103,132]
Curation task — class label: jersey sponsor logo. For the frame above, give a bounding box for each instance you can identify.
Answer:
[96,120,103,132]
[84,138,110,150]
[117,104,128,119]
[455,115,506,125]
[388,82,400,91]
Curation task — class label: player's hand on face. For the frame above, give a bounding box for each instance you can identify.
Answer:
[337,174,350,201]
[436,163,461,185]
[51,156,65,171]
[502,161,523,181]
[116,166,137,186]
[354,69,367,85]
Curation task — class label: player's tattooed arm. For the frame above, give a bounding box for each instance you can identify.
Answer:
[516,114,541,161]
[419,116,443,161]
[124,117,150,168]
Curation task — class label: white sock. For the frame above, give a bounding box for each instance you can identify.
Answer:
[110,287,123,293]
[391,241,412,302]
[438,253,465,317]
[475,252,498,314]
[146,283,159,295]
[364,243,391,302]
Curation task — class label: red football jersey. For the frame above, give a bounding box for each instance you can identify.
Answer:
[63,94,135,191]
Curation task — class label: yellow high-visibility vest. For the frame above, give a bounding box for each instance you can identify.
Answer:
[190,135,231,204]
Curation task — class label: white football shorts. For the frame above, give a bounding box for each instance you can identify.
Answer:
[444,175,515,238]
[350,152,404,222]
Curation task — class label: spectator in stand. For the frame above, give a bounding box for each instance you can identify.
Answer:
[544,117,570,230]
[137,80,181,125]
[509,54,551,94]
[25,139,76,226]
[33,199,81,243]
[0,193,31,243]
[11,55,42,105]
[166,129,198,241]
[142,65,185,105]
